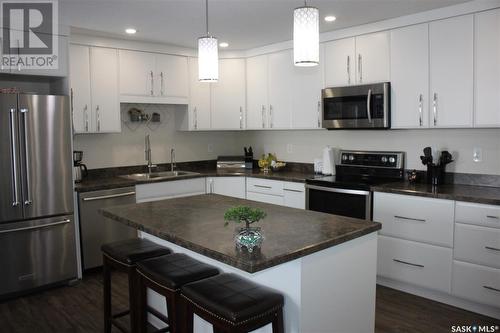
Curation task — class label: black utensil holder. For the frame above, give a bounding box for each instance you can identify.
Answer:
[427,164,445,185]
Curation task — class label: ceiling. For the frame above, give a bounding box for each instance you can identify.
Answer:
[60,0,470,50]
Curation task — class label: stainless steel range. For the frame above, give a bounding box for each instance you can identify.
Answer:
[306,150,405,220]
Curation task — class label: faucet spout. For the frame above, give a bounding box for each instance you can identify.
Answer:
[171,148,176,172]
[145,134,156,173]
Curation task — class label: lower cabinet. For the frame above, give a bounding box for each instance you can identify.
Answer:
[135,178,206,203]
[205,177,246,199]
[246,178,305,209]
[452,261,500,308]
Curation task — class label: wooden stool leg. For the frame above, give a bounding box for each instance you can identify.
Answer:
[128,268,139,333]
[136,274,148,333]
[103,256,112,333]
[184,301,195,333]
[271,310,284,333]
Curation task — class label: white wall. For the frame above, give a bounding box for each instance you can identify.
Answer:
[73,103,242,169]
[240,129,500,175]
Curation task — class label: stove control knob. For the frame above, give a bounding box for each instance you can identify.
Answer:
[389,156,396,164]
[342,154,348,161]
[349,155,355,161]
[381,156,388,163]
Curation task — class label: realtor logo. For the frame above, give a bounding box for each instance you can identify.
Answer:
[1,0,58,70]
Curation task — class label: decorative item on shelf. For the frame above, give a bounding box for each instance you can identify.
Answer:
[128,107,148,122]
[224,206,266,253]
[151,112,161,123]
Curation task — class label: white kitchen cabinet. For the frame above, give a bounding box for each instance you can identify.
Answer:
[291,44,324,129]
[70,44,120,133]
[283,183,306,209]
[155,54,189,100]
[355,31,390,84]
[246,178,284,197]
[454,223,500,269]
[246,192,284,206]
[324,37,355,87]
[429,15,473,128]
[119,49,156,97]
[211,58,246,130]
[90,47,120,133]
[246,55,269,129]
[70,44,92,133]
[452,261,500,308]
[268,50,293,129]
[474,9,500,127]
[455,201,500,229]
[390,24,430,129]
[135,178,206,203]
[186,57,211,130]
[206,177,246,199]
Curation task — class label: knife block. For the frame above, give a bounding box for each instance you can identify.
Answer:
[426,164,446,185]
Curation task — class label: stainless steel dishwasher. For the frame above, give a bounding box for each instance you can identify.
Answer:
[78,187,137,270]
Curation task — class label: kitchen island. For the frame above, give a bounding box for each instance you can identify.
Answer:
[101,194,381,333]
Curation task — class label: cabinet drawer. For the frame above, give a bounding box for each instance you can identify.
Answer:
[377,235,452,293]
[455,201,500,229]
[452,260,500,308]
[136,178,206,203]
[454,223,500,269]
[246,192,284,206]
[283,182,305,209]
[246,178,284,196]
[374,192,455,247]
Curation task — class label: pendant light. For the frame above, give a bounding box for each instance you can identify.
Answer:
[198,0,218,82]
[293,1,319,67]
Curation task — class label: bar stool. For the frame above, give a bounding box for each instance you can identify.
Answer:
[181,273,284,333]
[101,238,172,333]
[135,253,220,333]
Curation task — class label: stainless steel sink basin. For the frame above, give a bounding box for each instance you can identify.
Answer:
[120,170,200,181]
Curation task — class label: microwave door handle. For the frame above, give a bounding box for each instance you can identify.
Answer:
[366,89,372,123]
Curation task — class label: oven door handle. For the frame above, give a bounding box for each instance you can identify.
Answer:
[306,184,370,196]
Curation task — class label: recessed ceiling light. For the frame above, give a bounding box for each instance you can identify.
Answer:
[219,42,229,48]
[324,16,336,22]
[125,28,137,34]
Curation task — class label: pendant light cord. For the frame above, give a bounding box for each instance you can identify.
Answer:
[205,0,209,36]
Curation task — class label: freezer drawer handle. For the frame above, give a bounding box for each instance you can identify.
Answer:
[82,191,136,201]
[392,259,424,268]
[20,108,32,205]
[394,215,426,223]
[485,246,500,252]
[483,286,500,293]
[0,219,71,234]
[9,108,20,207]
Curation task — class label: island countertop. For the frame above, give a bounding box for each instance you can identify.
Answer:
[100,194,381,273]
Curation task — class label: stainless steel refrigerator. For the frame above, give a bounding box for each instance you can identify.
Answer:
[0,93,77,298]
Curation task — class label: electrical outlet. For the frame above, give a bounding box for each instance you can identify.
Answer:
[473,147,482,163]
[207,144,214,153]
[286,144,294,154]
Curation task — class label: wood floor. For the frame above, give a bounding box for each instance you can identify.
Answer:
[0,271,498,333]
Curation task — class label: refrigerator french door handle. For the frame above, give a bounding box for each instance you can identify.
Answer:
[20,108,32,206]
[9,108,20,207]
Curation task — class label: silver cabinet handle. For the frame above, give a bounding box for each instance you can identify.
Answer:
[20,109,32,205]
[209,178,214,194]
[84,104,89,132]
[393,259,424,268]
[483,286,500,293]
[82,191,136,201]
[418,94,423,127]
[96,105,101,132]
[150,70,154,96]
[160,71,164,96]
[486,215,499,220]
[254,184,272,189]
[269,105,273,128]
[366,89,372,123]
[193,107,198,130]
[317,101,321,128]
[485,246,500,252]
[0,219,71,234]
[239,106,243,129]
[394,215,426,223]
[347,55,351,85]
[9,108,20,207]
[433,93,437,126]
[261,105,266,128]
[358,54,362,83]
[284,188,303,193]
[306,184,370,196]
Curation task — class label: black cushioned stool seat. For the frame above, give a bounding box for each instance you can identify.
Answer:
[101,238,171,333]
[181,273,284,333]
[136,253,220,333]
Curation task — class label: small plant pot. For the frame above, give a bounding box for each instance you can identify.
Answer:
[235,227,263,253]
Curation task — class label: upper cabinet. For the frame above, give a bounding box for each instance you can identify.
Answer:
[267,50,293,129]
[390,24,430,129]
[246,55,269,129]
[475,9,500,127]
[118,50,188,104]
[70,44,120,134]
[429,15,474,128]
[185,57,211,130]
[324,32,389,87]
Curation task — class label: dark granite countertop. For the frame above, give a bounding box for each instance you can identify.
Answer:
[372,182,500,206]
[100,194,381,273]
[75,169,315,193]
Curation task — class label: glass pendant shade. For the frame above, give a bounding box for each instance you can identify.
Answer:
[293,6,319,67]
[198,36,219,82]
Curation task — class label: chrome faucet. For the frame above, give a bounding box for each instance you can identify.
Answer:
[145,134,156,173]
[170,148,176,172]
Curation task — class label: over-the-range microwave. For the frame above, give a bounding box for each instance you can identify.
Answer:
[322,82,390,130]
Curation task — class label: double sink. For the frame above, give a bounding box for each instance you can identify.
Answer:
[120,170,200,182]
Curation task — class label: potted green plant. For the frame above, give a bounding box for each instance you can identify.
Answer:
[224,206,266,253]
